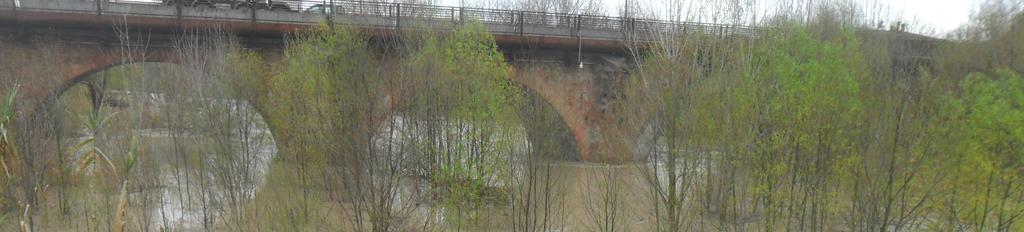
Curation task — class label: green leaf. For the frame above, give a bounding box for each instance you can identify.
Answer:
[124,134,139,176]
[66,137,96,156]
[0,85,16,124]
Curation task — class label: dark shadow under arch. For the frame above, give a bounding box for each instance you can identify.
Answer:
[29,60,282,159]
[518,87,581,161]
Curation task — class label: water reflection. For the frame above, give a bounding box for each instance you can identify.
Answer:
[59,89,663,231]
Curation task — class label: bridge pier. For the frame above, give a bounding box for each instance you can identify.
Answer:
[512,54,634,162]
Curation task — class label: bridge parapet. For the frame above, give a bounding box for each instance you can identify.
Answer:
[1,0,762,47]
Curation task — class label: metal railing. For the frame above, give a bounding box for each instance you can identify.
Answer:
[1,0,764,40]
[325,0,761,34]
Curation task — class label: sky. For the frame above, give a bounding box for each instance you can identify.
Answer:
[878,0,978,34]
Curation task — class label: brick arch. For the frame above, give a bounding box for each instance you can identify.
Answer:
[510,56,637,162]
[6,37,632,163]
[13,44,181,117]
[513,67,593,161]
[512,64,622,162]
[13,43,285,156]
[517,86,581,161]
[44,50,180,110]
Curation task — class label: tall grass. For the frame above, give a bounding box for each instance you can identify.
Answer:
[0,85,19,227]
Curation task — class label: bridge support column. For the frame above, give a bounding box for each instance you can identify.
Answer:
[513,56,633,163]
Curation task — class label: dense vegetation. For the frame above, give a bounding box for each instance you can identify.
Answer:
[0,1,1022,231]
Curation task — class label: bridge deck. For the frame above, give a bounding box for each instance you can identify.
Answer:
[0,0,761,51]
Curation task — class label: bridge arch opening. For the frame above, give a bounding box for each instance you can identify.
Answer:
[30,60,280,228]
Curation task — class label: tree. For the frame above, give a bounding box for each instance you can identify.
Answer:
[940,69,1024,231]
[402,22,524,228]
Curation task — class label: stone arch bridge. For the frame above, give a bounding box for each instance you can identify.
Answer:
[0,0,934,161]
[2,0,753,161]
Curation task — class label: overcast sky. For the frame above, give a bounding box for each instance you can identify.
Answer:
[877,0,978,34]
